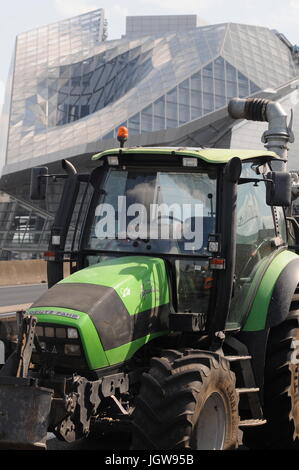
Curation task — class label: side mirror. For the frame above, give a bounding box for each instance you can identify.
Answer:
[30,167,48,200]
[266,171,291,207]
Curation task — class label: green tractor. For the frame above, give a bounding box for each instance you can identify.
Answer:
[0,97,299,450]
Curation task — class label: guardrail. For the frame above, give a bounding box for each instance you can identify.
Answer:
[0,260,47,286]
[0,261,70,286]
[0,304,32,315]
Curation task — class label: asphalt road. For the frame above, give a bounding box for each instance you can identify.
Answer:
[0,283,48,307]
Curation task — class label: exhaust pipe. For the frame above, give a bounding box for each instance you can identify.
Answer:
[228,98,294,171]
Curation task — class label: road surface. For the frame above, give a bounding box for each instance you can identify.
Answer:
[0,283,48,308]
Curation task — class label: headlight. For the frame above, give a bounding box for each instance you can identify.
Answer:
[107,156,119,166]
[36,326,44,337]
[36,325,67,339]
[67,328,79,339]
[56,328,67,338]
[34,325,81,357]
[39,341,46,351]
[183,157,198,167]
[45,327,55,337]
[64,344,81,356]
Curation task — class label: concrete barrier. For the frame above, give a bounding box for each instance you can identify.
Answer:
[0,261,70,286]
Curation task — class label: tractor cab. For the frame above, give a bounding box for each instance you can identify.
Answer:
[82,148,217,319]
[72,145,289,333]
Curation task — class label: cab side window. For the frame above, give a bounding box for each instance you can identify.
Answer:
[234,163,276,280]
[227,162,277,328]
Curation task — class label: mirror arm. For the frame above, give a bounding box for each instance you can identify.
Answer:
[238,177,274,185]
[39,173,89,182]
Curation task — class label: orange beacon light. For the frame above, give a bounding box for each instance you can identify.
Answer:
[117,126,129,148]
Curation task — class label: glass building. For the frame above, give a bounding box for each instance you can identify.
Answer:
[1,10,299,258]
[125,15,207,38]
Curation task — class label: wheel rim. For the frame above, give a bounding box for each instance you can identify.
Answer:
[194,392,227,450]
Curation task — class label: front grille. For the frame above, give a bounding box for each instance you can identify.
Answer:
[32,323,88,371]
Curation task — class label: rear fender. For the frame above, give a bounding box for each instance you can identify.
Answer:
[265,257,299,328]
[242,250,299,332]
[237,255,299,392]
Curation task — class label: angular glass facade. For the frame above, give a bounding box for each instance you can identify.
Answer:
[3,9,107,166]
[0,191,53,257]
[55,45,153,127]
[125,15,205,38]
[105,56,261,139]
[2,19,298,170]
[1,12,299,258]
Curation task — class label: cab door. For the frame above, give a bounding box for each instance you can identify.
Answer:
[226,162,283,329]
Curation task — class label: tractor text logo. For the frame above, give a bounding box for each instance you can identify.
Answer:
[120,287,131,298]
[94,196,204,251]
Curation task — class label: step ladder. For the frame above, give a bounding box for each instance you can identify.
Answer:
[225,341,267,428]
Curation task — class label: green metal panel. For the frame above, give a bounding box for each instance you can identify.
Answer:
[242,250,299,332]
[92,147,279,165]
[27,307,109,370]
[27,257,170,369]
[59,256,170,315]
[105,331,168,366]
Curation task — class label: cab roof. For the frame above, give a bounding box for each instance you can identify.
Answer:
[92,147,280,164]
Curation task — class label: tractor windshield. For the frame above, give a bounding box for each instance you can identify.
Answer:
[84,168,217,257]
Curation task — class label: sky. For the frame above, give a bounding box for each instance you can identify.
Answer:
[0,0,299,110]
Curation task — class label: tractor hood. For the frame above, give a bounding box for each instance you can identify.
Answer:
[28,256,170,366]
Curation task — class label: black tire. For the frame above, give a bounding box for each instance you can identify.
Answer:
[243,306,299,449]
[131,349,239,450]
